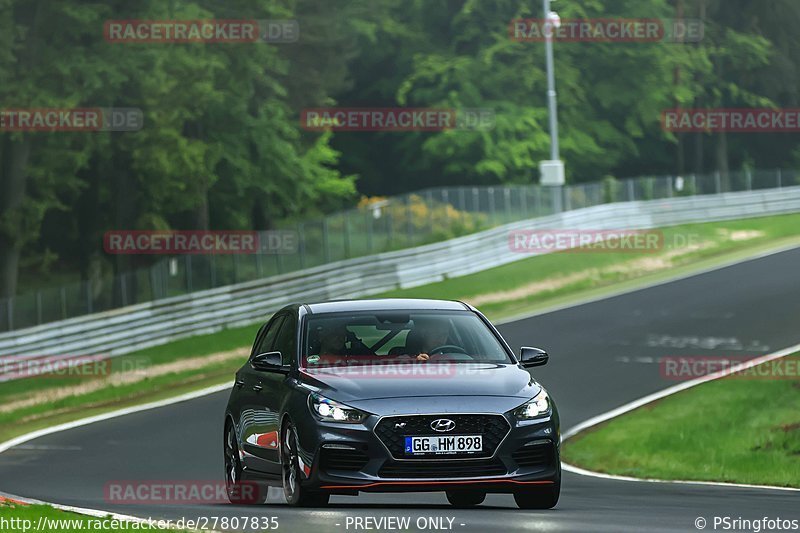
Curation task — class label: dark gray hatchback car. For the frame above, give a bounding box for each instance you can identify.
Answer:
[224,298,560,509]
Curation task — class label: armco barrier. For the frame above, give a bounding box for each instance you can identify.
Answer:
[1,186,799,376]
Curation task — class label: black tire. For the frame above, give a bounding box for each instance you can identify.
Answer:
[513,464,560,510]
[224,422,266,505]
[446,490,486,508]
[281,422,330,507]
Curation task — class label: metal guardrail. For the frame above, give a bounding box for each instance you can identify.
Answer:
[0,186,799,381]
[3,168,796,333]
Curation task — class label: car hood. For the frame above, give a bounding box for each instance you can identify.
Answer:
[299,363,540,408]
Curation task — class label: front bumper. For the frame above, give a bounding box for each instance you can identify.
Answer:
[295,411,560,494]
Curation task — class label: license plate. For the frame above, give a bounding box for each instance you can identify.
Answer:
[404,435,483,455]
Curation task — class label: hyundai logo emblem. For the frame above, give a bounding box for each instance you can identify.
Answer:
[430,418,456,432]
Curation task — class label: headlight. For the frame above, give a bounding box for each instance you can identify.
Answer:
[514,389,551,420]
[309,393,367,423]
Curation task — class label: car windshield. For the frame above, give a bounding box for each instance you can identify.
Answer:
[302,311,512,367]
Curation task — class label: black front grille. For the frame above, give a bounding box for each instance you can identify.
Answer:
[374,414,510,460]
[320,447,369,472]
[379,458,507,478]
[512,440,554,469]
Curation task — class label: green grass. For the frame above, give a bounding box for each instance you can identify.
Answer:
[0,503,195,532]
[562,355,800,488]
[2,212,800,447]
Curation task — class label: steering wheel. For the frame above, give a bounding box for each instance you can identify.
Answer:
[427,344,469,355]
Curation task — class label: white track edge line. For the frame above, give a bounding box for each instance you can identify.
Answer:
[560,340,800,493]
[0,382,232,455]
[0,383,232,527]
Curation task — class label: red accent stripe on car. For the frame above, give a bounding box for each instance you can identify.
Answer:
[320,479,554,490]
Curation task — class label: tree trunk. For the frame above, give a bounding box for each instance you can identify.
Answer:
[0,136,32,298]
[191,193,210,230]
[716,131,730,189]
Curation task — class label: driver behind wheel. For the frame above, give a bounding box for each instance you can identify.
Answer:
[406,317,451,362]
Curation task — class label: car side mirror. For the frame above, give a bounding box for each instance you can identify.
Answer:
[251,351,284,372]
[519,346,549,368]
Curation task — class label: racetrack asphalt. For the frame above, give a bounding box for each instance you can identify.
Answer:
[1,247,799,532]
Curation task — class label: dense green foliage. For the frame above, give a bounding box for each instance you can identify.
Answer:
[1,0,799,298]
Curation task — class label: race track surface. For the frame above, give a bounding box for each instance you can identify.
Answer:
[2,247,799,532]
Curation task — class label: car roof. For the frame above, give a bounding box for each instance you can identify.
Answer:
[304,298,470,314]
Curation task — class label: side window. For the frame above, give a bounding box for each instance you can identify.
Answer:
[252,315,285,359]
[272,315,297,366]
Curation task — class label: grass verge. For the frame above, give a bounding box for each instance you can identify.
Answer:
[561,355,800,488]
[1,212,800,446]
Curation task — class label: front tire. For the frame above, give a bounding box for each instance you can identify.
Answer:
[446,490,486,508]
[224,422,266,505]
[281,422,330,507]
[513,463,560,510]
